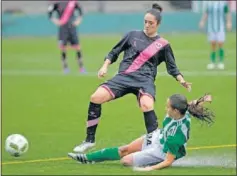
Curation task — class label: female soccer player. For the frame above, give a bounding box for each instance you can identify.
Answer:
[48,0,86,73]
[68,93,214,171]
[73,3,192,153]
[199,1,232,70]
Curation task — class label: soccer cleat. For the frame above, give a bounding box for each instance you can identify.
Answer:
[79,67,87,74]
[217,63,225,70]
[73,141,96,153]
[68,153,94,164]
[207,63,215,70]
[64,68,70,74]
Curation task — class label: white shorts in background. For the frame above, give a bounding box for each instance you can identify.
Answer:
[208,32,226,42]
[132,129,166,167]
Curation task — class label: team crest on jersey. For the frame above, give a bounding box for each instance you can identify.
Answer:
[155,42,163,49]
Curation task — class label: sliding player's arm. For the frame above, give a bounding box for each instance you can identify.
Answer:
[134,135,183,171]
[133,152,175,171]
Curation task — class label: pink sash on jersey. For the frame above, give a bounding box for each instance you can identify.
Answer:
[124,37,169,74]
[59,0,77,25]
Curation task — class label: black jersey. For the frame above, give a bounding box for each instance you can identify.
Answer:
[105,30,182,81]
[48,0,83,26]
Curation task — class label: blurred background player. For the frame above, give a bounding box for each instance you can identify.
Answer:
[48,0,86,74]
[199,1,232,70]
[68,93,214,171]
[73,3,192,153]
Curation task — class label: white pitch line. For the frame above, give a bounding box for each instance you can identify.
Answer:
[1,70,236,77]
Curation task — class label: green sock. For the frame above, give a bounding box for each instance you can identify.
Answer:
[219,48,224,62]
[86,147,120,162]
[210,51,216,63]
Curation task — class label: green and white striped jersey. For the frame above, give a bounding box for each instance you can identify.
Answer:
[203,1,229,33]
[159,111,191,159]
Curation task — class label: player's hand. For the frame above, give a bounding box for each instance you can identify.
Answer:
[98,66,108,78]
[203,94,212,103]
[133,166,153,172]
[226,22,232,31]
[51,18,61,26]
[73,19,81,26]
[199,21,205,29]
[180,80,192,92]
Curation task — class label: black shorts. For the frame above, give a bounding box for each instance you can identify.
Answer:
[100,74,156,101]
[58,25,79,46]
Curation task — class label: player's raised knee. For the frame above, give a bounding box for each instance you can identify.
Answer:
[140,101,154,112]
[90,93,103,104]
[139,95,154,112]
[120,155,133,166]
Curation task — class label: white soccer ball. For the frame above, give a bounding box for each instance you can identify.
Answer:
[5,134,29,157]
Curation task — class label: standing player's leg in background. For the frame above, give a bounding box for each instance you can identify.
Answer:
[217,32,225,69]
[60,46,69,74]
[59,27,70,74]
[70,26,86,73]
[207,33,217,70]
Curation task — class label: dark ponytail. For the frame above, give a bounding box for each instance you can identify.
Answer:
[146,3,163,23]
[152,3,163,12]
[187,94,215,125]
[169,93,215,125]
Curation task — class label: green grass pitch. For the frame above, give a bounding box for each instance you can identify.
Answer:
[1,32,236,175]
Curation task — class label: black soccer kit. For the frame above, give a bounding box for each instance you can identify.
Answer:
[101,30,182,101]
[48,1,83,47]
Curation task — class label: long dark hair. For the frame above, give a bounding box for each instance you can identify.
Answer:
[169,94,215,125]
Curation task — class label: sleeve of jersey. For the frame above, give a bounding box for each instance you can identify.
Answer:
[202,2,208,13]
[163,135,185,157]
[164,45,182,78]
[224,2,229,14]
[75,3,83,16]
[48,3,57,19]
[104,32,130,64]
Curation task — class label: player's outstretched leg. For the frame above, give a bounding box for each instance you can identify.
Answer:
[69,137,143,164]
[68,153,95,164]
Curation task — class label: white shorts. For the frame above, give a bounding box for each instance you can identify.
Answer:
[132,129,166,167]
[208,32,225,42]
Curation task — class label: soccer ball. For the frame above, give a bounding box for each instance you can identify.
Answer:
[5,134,29,157]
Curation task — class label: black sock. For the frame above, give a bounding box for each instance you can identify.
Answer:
[86,102,101,143]
[143,110,158,133]
[77,51,84,68]
[61,51,68,69]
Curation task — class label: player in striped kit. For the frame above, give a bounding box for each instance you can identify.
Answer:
[68,93,214,171]
[199,1,232,70]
